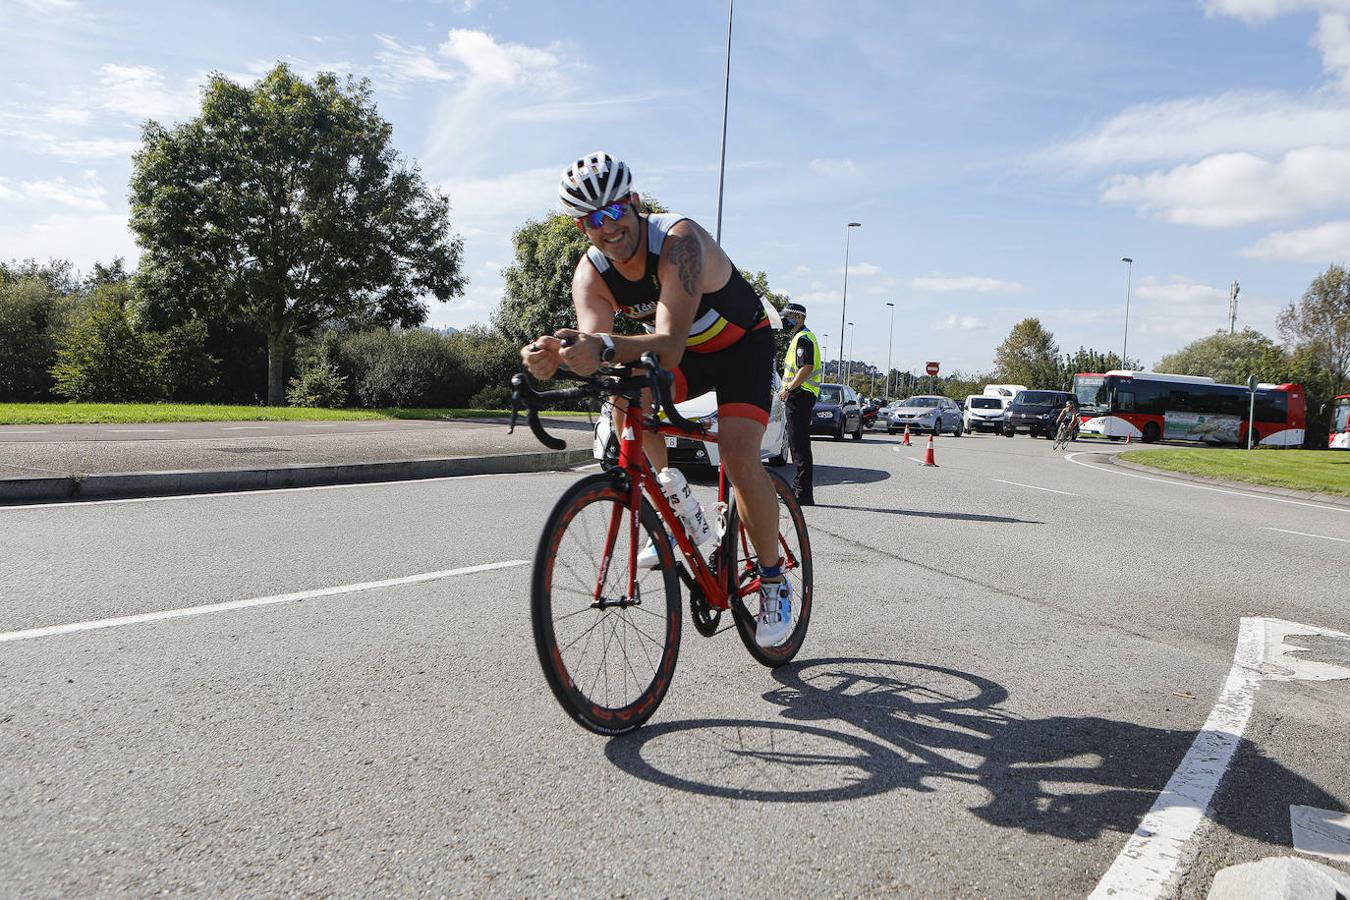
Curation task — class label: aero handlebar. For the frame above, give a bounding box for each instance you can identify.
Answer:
[509,351,704,450]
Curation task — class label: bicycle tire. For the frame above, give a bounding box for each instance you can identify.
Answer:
[531,473,682,735]
[722,468,813,667]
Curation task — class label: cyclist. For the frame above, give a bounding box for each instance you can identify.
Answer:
[520,151,792,648]
[1055,398,1079,444]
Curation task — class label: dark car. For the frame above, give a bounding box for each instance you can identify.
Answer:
[1003,390,1075,438]
[810,383,865,441]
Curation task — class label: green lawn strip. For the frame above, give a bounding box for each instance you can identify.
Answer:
[0,404,596,425]
[1122,448,1350,497]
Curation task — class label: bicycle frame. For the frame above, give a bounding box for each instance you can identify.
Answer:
[599,400,798,613]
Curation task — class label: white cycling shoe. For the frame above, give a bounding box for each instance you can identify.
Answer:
[636,534,674,569]
[755,577,793,648]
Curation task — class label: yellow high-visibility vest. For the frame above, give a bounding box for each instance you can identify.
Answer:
[784,328,822,397]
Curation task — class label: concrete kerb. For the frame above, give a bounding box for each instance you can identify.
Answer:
[1105,454,1350,509]
[0,448,593,505]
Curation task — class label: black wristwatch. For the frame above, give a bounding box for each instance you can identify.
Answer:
[599,333,617,365]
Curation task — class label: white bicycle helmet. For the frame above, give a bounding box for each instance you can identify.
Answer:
[558,151,633,217]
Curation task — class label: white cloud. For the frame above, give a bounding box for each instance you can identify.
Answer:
[910,274,1026,294]
[1051,91,1350,168]
[17,0,81,14]
[1101,146,1350,226]
[1243,219,1350,260]
[0,173,108,211]
[838,261,881,277]
[809,158,857,176]
[96,63,199,121]
[1316,12,1350,90]
[785,265,811,279]
[1203,0,1350,24]
[1134,277,1229,305]
[374,35,458,82]
[0,212,138,271]
[933,314,986,331]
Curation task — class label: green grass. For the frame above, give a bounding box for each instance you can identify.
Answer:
[1122,448,1350,497]
[0,403,596,425]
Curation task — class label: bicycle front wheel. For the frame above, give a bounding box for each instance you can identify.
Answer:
[723,468,813,667]
[532,473,682,735]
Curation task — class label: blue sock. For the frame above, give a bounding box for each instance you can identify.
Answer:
[759,563,782,580]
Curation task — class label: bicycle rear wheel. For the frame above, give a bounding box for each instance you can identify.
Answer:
[532,473,682,735]
[723,468,813,667]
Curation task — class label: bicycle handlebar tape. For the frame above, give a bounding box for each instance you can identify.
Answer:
[922,434,938,467]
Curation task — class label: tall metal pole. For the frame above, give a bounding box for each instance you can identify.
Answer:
[839,222,861,381]
[846,321,855,385]
[713,0,733,244]
[885,301,895,399]
[1229,280,1240,334]
[1120,257,1134,369]
[821,334,829,375]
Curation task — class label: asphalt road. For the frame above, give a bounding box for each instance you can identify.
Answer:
[2,429,1347,897]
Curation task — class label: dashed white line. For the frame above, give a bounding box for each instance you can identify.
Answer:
[221,426,270,431]
[107,428,176,433]
[1065,450,1350,514]
[0,560,528,644]
[0,430,51,434]
[992,478,1078,496]
[1262,526,1350,544]
[299,423,338,428]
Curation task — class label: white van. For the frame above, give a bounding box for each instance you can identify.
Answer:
[983,383,1027,400]
[963,394,1007,433]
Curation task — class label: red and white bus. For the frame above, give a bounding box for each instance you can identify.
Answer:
[1331,395,1350,449]
[1072,371,1305,447]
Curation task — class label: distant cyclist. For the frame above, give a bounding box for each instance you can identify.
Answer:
[519,151,793,648]
[1055,398,1080,443]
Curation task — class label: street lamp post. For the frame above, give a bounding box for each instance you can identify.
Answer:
[713,0,734,243]
[821,334,829,376]
[1121,256,1134,369]
[838,222,862,381]
[846,321,855,386]
[885,301,895,399]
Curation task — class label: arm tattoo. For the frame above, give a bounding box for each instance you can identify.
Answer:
[666,234,702,296]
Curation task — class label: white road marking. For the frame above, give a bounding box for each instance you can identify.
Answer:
[991,478,1078,496]
[0,430,51,434]
[1263,526,1350,544]
[107,428,176,433]
[1091,617,1350,898]
[0,560,528,644]
[1290,805,1350,863]
[220,425,270,431]
[299,423,338,428]
[1065,450,1350,514]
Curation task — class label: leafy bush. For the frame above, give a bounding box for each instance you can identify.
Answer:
[287,360,349,407]
[444,325,521,407]
[159,319,219,401]
[335,328,457,408]
[0,278,78,400]
[50,284,168,402]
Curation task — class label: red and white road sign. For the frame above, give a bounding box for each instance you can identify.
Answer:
[925,361,940,376]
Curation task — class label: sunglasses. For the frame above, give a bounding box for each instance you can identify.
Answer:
[577,197,631,229]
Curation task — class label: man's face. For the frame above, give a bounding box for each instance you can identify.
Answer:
[784,313,804,332]
[580,194,641,262]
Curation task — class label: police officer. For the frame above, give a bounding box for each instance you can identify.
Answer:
[776,302,820,506]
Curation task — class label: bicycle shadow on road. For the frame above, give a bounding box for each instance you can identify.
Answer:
[604,657,1340,843]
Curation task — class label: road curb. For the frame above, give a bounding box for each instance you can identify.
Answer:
[0,449,593,505]
[1103,453,1350,509]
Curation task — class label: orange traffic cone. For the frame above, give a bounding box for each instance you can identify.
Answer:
[922,434,938,466]
[902,424,911,446]
[1124,432,1132,445]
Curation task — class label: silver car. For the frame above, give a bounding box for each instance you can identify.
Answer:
[882,395,964,437]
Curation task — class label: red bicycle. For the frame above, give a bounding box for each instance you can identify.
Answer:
[511,353,813,735]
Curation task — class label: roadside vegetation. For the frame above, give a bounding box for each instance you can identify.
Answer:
[0,403,593,425]
[1122,449,1350,497]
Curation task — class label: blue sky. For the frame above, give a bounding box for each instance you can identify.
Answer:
[3,0,1349,377]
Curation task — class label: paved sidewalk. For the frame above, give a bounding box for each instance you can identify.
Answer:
[0,415,598,503]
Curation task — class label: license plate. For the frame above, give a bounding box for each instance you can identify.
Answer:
[664,436,677,448]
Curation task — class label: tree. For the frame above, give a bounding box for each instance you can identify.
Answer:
[1277,264,1350,395]
[0,277,77,400]
[50,284,167,402]
[1153,329,1278,385]
[130,63,464,405]
[994,318,1060,388]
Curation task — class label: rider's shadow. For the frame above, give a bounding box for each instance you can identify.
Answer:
[604,657,1342,843]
